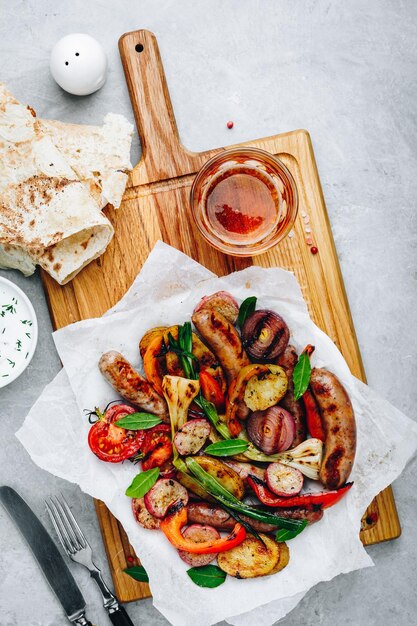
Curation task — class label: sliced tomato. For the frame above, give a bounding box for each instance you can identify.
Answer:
[199,370,226,412]
[141,424,173,471]
[88,403,145,463]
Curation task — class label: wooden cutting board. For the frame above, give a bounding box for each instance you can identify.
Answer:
[41,29,401,603]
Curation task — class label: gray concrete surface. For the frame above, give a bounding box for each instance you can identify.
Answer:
[1,1,416,625]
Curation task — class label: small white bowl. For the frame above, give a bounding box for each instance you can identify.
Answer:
[0,277,38,388]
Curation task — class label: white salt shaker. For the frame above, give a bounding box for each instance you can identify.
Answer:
[50,33,108,96]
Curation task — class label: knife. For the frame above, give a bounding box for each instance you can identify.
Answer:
[0,486,94,626]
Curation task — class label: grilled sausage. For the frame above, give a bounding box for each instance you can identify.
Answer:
[187,501,323,532]
[99,351,168,420]
[310,368,356,489]
[276,345,307,446]
[192,309,250,385]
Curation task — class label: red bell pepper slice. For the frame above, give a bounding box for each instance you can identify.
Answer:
[160,502,246,553]
[200,370,226,412]
[248,475,353,509]
[303,389,325,441]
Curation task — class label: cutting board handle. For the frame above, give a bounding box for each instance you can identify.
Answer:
[119,29,196,181]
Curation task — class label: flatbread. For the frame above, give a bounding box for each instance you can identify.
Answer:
[0,84,132,284]
[38,113,133,209]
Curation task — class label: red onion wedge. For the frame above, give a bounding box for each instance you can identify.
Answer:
[247,406,295,455]
[242,310,289,361]
[266,462,304,496]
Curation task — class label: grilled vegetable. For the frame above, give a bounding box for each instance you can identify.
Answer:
[193,456,245,500]
[265,462,303,496]
[246,406,295,454]
[243,437,323,480]
[144,478,189,519]
[162,375,200,470]
[225,364,269,436]
[160,502,246,554]
[194,291,240,324]
[248,475,353,508]
[173,418,211,456]
[242,310,289,361]
[243,364,288,412]
[185,457,307,535]
[143,335,166,395]
[178,524,220,566]
[187,501,323,531]
[176,471,214,502]
[223,460,266,487]
[276,344,307,447]
[139,326,171,359]
[303,388,325,441]
[199,370,226,412]
[267,541,290,575]
[131,497,161,530]
[217,533,280,578]
[141,424,173,471]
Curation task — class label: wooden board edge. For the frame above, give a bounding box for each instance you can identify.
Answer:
[360,486,401,545]
[94,499,151,603]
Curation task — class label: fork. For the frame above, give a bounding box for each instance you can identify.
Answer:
[46,496,135,626]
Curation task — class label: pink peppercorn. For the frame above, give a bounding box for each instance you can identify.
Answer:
[311,246,318,255]
[127,555,135,563]
[227,121,234,129]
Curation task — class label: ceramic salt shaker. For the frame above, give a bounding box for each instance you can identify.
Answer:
[50,33,108,96]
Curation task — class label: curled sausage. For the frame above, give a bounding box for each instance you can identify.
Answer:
[192,309,250,385]
[276,345,307,446]
[310,368,356,489]
[187,501,323,532]
[99,351,168,420]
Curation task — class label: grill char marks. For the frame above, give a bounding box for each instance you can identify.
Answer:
[242,309,290,361]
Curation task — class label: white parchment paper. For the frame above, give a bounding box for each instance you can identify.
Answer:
[16,241,417,626]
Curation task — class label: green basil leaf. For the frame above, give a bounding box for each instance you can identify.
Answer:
[275,526,305,542]
[187,564,227,588]
[125,467,160,498]
[293,351,311,400]
[205,439,249,457]
[123,565,149,582]
[237,296,257,328]
[115,412,162,430]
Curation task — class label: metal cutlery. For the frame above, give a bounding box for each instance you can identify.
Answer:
[46,495,134,626]
[0,486,93,625]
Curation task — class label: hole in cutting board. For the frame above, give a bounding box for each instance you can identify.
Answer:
[135,43,144,53]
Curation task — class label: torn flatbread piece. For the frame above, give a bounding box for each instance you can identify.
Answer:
[38,113,133,209]
[0,84,133,284]
[0,83,116,284]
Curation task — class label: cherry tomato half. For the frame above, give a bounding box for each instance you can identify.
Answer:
[88,403,145,463]
[141,424,173,471]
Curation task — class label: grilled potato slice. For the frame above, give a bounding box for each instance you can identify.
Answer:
[244,364,288,412]
[139,326,169,359]
[193,456,245,499]
[267,541,290,575]
[218,534,280,578]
